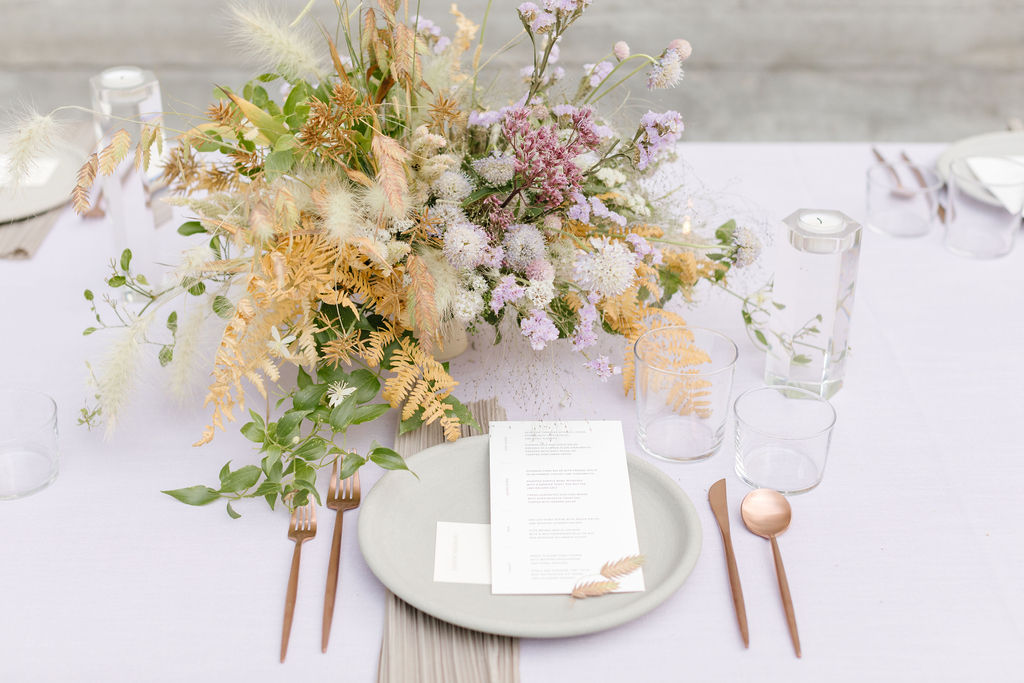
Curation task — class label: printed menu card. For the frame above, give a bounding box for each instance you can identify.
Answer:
[488,420,644,595]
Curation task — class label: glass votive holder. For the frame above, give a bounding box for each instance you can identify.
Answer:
[634,326,738,462]
[944,156,1023,258]
[0,389,59,500]
[734,386,835,494]
[865,160,943,238]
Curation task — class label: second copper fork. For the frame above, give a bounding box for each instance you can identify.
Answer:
[321,458,361,652]
[281,503,317,663]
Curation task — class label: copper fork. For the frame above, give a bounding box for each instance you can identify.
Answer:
[321,458,361,652]
[281,503,317,662]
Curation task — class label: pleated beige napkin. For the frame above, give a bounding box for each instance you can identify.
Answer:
[0,210,64,259]
[379,397,519,683]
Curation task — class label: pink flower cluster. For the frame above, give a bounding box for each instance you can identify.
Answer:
[502,106,601,208]
[636,110,684,170]
[490,275,525,314]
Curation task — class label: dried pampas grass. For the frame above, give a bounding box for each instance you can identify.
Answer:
[229,3,324,83]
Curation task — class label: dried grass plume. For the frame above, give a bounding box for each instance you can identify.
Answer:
[229,3,324,82]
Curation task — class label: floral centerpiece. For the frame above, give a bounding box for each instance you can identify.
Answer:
[11,0,759,516]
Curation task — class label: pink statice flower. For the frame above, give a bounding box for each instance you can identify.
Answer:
[490,275,525,313]
[583,355,621,381]
[483,194,513,231]
[520,309,560,350]
[583,61,613,87]
[636,110,684,170]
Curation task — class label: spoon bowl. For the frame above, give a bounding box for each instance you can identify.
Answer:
[741,488,801,657]
[740,488,792,539]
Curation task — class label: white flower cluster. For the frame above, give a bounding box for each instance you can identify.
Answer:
[733,226,762,268]
[443,223,488,270]
[594,167,626,187]
[452,272,488,324]
[471,153,516,186]
[525,278,555,309]
[432,170,474,202]
[574,237,638,298]
[503,224,547,271]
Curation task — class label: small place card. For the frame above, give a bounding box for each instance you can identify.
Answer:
[488,420,644,595]
[433,522,492,585]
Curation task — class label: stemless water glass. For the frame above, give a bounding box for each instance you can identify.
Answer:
[734,386,835,494]
[866,161,943,238]
[634,326,738,462]
[0,389,59,499]
[945,156,1024,258]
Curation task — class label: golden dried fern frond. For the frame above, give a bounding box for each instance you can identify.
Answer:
[600,555,646,580]
[405,253,439,352]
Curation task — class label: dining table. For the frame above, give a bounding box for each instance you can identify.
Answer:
[1,141,1020,682]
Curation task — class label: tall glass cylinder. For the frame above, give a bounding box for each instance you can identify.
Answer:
[764,209,862,398]
[89,66,165,293]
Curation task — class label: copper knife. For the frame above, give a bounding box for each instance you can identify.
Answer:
[709,479,749,647]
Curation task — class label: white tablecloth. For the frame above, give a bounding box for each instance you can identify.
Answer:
[2,143,1021,682]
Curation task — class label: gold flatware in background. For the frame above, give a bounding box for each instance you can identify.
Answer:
[741,489,801,658]
[281,503,317,662]
[321,458,362,653]
[900,150,948,222]
[871,146,915,198]
[708,479,749,648]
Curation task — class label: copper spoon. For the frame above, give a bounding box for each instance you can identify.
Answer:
[741,489,801,658]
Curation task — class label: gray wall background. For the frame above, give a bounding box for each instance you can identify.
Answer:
[2,0,1022,141]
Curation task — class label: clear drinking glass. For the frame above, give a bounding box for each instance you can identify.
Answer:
[634,326,738,462]
[734,386,835,494]
[0,389,59,500]
[945,157,1023,258]
[866,161,943,238]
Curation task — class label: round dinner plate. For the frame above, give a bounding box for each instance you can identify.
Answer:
[358,435,702,638]
[936,131,1024,207]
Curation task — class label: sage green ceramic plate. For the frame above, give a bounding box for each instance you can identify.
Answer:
[357,435,702,638]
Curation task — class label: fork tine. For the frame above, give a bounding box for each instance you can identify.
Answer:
[328,459,339,499]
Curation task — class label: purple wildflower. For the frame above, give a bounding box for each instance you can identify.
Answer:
[583,355,621,381]
[520,309,560,350]
[636,110,684,170]
[490,275,525,314]
[583,61,613,87]
[571,292,601,350]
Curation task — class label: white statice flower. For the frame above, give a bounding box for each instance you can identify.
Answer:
[430,200,468,228]
[471,153,516,186]
[525,278,555,309]
[327,381,356,407]
[229,3,324,82]
[443,223,489,270]
[390,217,416,234]
[616,190,652,218]
[465,272,488,292]
[595,167,627,187]
[503,224,547,271]
[452,288,485,324]
[432,170,474,202]
[574,237,638,298]
[733,226,762,267]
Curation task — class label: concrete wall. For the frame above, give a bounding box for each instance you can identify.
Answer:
[2,0,1022,141]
